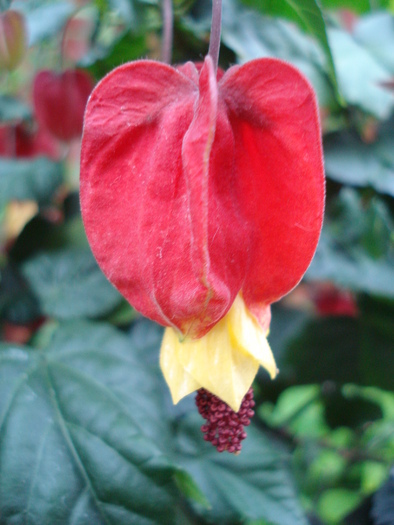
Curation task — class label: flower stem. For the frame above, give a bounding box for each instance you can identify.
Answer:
[208,0,222,71]
[161,0,173,64]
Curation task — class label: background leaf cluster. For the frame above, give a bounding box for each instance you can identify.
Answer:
[0,0,393,524]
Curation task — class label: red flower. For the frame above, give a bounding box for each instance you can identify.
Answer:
[33,69,94,142]
[80,56,324,338]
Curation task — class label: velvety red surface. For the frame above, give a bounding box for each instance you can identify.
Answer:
[80,56,325,337]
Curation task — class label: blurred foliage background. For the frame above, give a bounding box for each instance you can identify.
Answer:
[0,0,393,524]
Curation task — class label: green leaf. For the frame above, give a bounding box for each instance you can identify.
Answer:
[0,157,63,208]
[237,0,340,101]
[259,385,328,438]
[328,26,394,119]
[86,32,147,79]
[0,318,307,525]
[281,0,340,99]
[9,215,89,263]
[0,320,178,524]
[0,264,41,324]
[320,0,380,12]
[342,385,394,421]
[308,449,347,487]
[220,0,334,108]
[317,488,362,523]
[284,296,394,397]
[354,12,394,74]
[307,189,394,297]
[324,124,394,197]
[21,248,122,319]
[360,461,389,494]
[173,414,308,525]
[0,96,31,123]
[173,469,211,509]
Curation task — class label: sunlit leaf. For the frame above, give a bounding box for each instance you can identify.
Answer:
[328,27,394,119]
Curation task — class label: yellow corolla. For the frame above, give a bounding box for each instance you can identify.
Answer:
[160,294,278,413]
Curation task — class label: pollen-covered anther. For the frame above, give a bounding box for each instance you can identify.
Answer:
[195,387,255,454]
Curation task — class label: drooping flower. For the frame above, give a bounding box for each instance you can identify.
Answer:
[33,69,94,142]
[80,55,325,434]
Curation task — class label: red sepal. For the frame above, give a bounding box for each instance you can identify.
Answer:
[81,57,325,336]
[220,59,325,312]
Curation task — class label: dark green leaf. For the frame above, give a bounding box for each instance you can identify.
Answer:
[86,32,147,79]
[9,215,88,263]
[324,124,394,197]
[372,468,394,525]
[173,469,211,509]
[0,96,31,123]
[0,264,41,324]
[0,320,178,525]
[0,157,63,208]
[281,0,340,99]
[307,189,394,297]
[21,248,122,319]
[172,414,308,525]
[285,297,394,393]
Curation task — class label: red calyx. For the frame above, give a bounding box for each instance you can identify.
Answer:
[195,387,255,454]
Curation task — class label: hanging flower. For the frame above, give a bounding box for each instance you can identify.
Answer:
[33,69,94,142]
[80,55,325,450]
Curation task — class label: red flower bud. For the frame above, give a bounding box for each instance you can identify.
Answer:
[0,10,27,71]
[33,69,94,142]
[80,56,325,338]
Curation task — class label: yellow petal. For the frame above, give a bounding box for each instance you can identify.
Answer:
[160,328,201,403]
[228,295,278,379]
[159,294,278,412]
